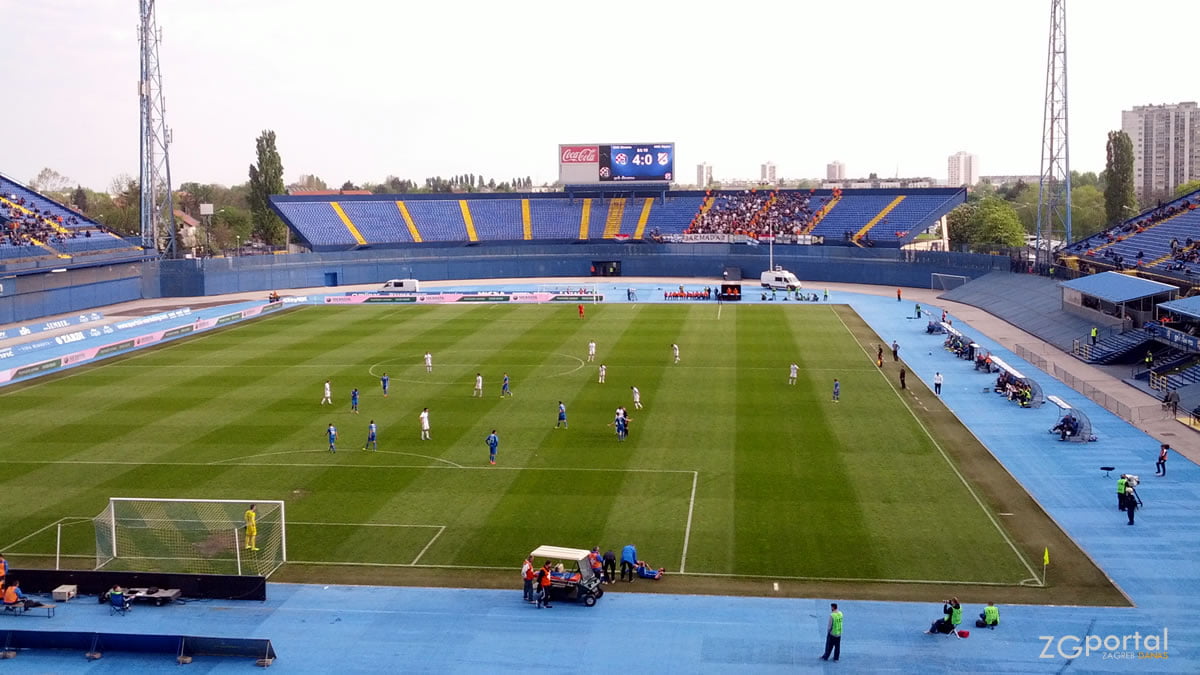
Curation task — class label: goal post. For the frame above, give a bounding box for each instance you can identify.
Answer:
[536,283,601,302]
[93,498,286,578]
[930,273,970,291]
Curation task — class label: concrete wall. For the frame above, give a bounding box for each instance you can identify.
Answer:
[0,245,1008,323]
[157,244,1007,297]
[0,263,144,324]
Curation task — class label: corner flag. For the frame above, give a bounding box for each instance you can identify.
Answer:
[1043,547,1050,566]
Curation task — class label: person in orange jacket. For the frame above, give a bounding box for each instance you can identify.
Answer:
[536,561,553,608]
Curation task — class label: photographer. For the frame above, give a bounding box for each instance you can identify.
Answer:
[925,597,961,634]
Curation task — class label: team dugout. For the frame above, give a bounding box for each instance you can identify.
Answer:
[989,356,1043,408]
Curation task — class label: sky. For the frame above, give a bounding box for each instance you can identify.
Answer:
[3,0,1195,190]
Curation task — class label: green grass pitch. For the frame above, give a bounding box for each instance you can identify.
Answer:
[0,303,1033,585]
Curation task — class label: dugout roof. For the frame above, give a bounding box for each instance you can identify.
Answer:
[1157,295,1200,321]
[1058,272,1177,304]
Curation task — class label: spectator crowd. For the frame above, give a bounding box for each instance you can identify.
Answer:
[686,189,838,237]
[3,194,104,253]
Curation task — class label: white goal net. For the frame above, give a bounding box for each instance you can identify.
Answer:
[93,498,286,577]
[536,283,602,302]
[931,273,970,291]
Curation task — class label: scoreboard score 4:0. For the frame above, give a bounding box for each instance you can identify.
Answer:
[600,143,674,182]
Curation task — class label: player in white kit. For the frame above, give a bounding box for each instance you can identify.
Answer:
[598,364,607,383]
[631,386,642,409]
[789,363,798,385]
[418,407,431,440]
[320,380,332,405]
[473,373,483,397]
[587,340,597,362]
[672,343,680,364]
[424,351,433,373]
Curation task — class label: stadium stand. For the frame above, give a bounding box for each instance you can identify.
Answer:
[270,189,963,251]
[1060,189,1200,277]
[339,201,416,244]
[464,199,523,241]
[404,200,469,242]
[1,173,145,266]
[274,201,359,247]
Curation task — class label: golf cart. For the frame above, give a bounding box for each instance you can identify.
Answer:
[530,545,605,607]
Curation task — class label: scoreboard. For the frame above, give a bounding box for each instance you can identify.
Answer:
[559,142,675,184]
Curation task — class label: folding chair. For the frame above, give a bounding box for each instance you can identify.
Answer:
[109,593,130,616]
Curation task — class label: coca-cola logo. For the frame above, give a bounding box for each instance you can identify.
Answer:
[561,146,598,163]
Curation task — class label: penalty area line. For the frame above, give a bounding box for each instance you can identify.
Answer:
[679,471,698,574]
[410,526,446,566]
[679,571,1031,587]
[830,306,1043,586]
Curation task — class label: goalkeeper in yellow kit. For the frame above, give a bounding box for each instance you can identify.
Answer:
[244,504,258,551]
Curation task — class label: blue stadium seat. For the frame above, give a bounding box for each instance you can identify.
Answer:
[646,196,704,235]
[528,199,582,239]
[403,201,467,242]
[275,202,358,247]
[339,201,414,244]
[469,200,524,241]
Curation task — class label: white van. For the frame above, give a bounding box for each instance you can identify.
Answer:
[760,267,800,291]
[380,278,420,292]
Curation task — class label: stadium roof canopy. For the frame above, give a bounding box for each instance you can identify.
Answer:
[1058,272,1177,304]
[1157,296,1200,321]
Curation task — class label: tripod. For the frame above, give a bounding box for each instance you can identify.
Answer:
[1128,487,1144,508]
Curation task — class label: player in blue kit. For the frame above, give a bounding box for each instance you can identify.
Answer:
[486,430,499,465]
[501,373,513,398]
[554,401,568,429]
[327,423,338,453]
[832,379,840,402]
[364,420,378,451]
[609,412,628,441]
[350,388,360,414]
[380,373,389,398]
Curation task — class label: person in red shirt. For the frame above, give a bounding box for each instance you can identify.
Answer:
[578,303,585,319]
[521,555,535,603]
[589,548,605,582]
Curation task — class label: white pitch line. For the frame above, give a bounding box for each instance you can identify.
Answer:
[830,307,1043,585]
[680,471,698,573]
[7,458,696,475]
[0,517,72,552]
[679,570,1028,587]
[290,522,441,529]
[410,526,446,566]
[209,449,464,469]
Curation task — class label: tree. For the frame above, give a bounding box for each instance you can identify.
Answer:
[207,206,253,252]
[71,185,89,212]
[28,167,71,194]
[1104,130,1137,224]
[247,130,287,245]
[1007,183,1039,232]
[341,181,359,191]
[1071,170,1100,188]
[968,196,1025,251]
[946,202,977,250]
[1069,184,1106,239]
[1175,180,1200,198]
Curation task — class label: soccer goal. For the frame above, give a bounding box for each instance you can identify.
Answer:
[93,498,286,578]
[930,273,970,291]
[536,283,602,302]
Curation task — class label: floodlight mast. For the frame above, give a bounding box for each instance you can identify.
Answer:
[1035,0,1071,269]
[139,0,177,257]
